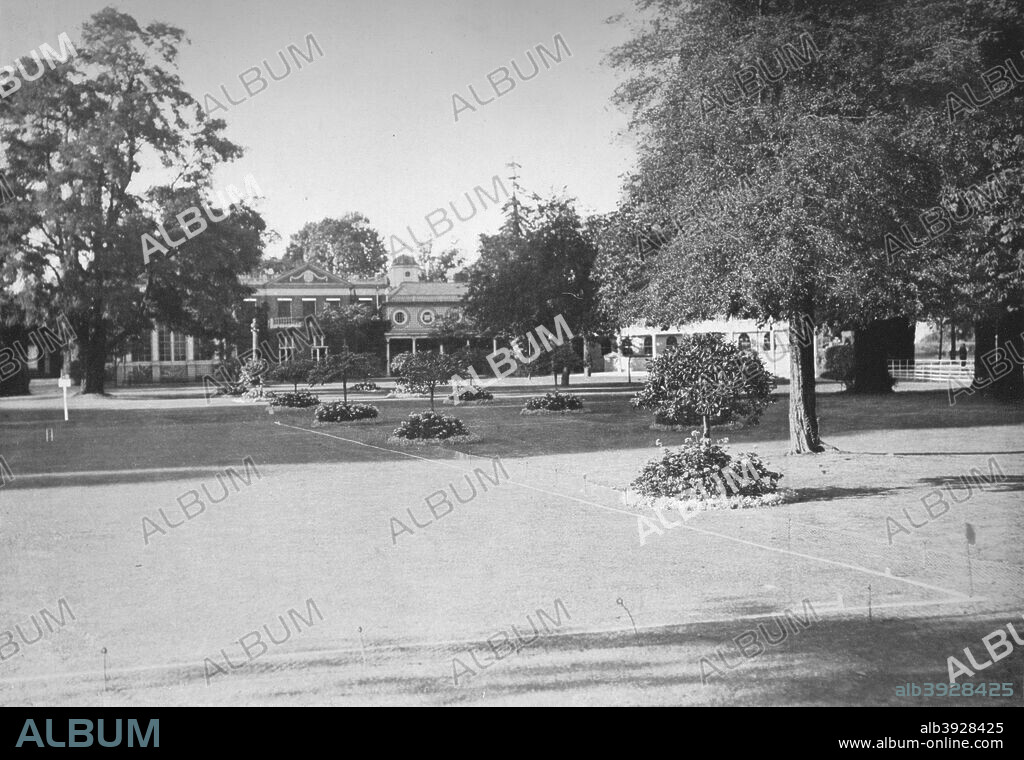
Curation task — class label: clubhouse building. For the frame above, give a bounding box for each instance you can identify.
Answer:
[109,255,475,384]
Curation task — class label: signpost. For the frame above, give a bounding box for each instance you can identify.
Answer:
[58,374,71,421]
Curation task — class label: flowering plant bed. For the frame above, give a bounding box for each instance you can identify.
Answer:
[387,411,478,444]
[267,391,321,408]
[630,432,783,511]
[521,392,583,414]
[351,382,380,392]
[313,402,380,424]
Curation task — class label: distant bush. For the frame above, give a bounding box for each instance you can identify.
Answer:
[522,392,583,413]
[390,411,472,441]
[447,386,494,402]
[268,391,320,408]
[822,343,855,389]
[352,382,379,391]
[313,402,379,423]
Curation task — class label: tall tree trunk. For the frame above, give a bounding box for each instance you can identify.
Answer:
[973,313,996,388]
[561,367,570,386]
[991,309,1024,400]
[789,314,823,454]
[850,319,899,394]
[0,324,32,396]
[583,339,592,377]
[80,317,107,395]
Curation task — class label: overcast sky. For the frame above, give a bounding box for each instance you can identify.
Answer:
[1,0,639,262]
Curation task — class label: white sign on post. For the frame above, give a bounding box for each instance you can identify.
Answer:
[58,374,71,421]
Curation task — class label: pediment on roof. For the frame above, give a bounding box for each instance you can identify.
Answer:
[266,262,350,286]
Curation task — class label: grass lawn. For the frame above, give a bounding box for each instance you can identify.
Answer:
[0,380,1021,705]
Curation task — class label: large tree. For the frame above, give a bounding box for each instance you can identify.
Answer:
[0,9,265,394]
[465,195,614,367]
[284,214,388,276]
[598,0,1021,452]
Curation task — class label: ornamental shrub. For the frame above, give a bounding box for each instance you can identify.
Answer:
[522,392,583,412]
[268,391,320,408]
[313,402,379,422]
[631,432,782,500]
[391,411,470,440]
[448,386,494,402]
[632,333,775,437]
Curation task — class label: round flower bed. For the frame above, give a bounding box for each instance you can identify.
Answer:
[313,402,379,424]
[351,382,380,392]
[628,432,787,514]
[521,392,584,415]
[444,386,494,404]
[387,411,480,446]
[267,391,321,408]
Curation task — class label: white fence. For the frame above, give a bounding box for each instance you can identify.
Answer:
[888,359,973,382]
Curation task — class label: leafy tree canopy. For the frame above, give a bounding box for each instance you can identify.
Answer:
[284,213,388,276]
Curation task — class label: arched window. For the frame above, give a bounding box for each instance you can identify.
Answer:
[642,336,653,356]
[737,333,751,351]
[762,332,772,351]
[666,336,678,349]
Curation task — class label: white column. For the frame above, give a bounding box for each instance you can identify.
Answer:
[412,337,417,353]
[492,338,498,353]
[650,331,658,358]
[439,342,445,354]
[386,339,391,376]
[186,336,195,362]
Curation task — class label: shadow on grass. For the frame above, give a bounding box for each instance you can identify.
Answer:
[917,475,1024,493]
[793,486,902,502]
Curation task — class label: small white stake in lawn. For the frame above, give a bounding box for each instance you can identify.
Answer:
[45,428,53,442]
[617,597,639,645]
[58,374,71,421]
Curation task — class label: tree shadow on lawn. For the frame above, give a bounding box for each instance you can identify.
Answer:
[420,611,1023,705]
[792,486,903,502]
[916,476,1024,494]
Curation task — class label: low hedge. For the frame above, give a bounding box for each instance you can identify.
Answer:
[351,382,379,391]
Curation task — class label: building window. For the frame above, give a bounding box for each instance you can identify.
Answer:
[302,298,316,317]
[419,309,435,326]
[763,332,772,351]
[738,333,751,351]
[642,336,653,356]
[157,326,170,362]
[279,336,295,363]
[173,332,187,361]
[312,339,327,362]
[325,298,341,312]
[129,335,152,362]
[392,309,408,326]
[666,336,678,349]
[277,299,292,319]
[194,337,217,361]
